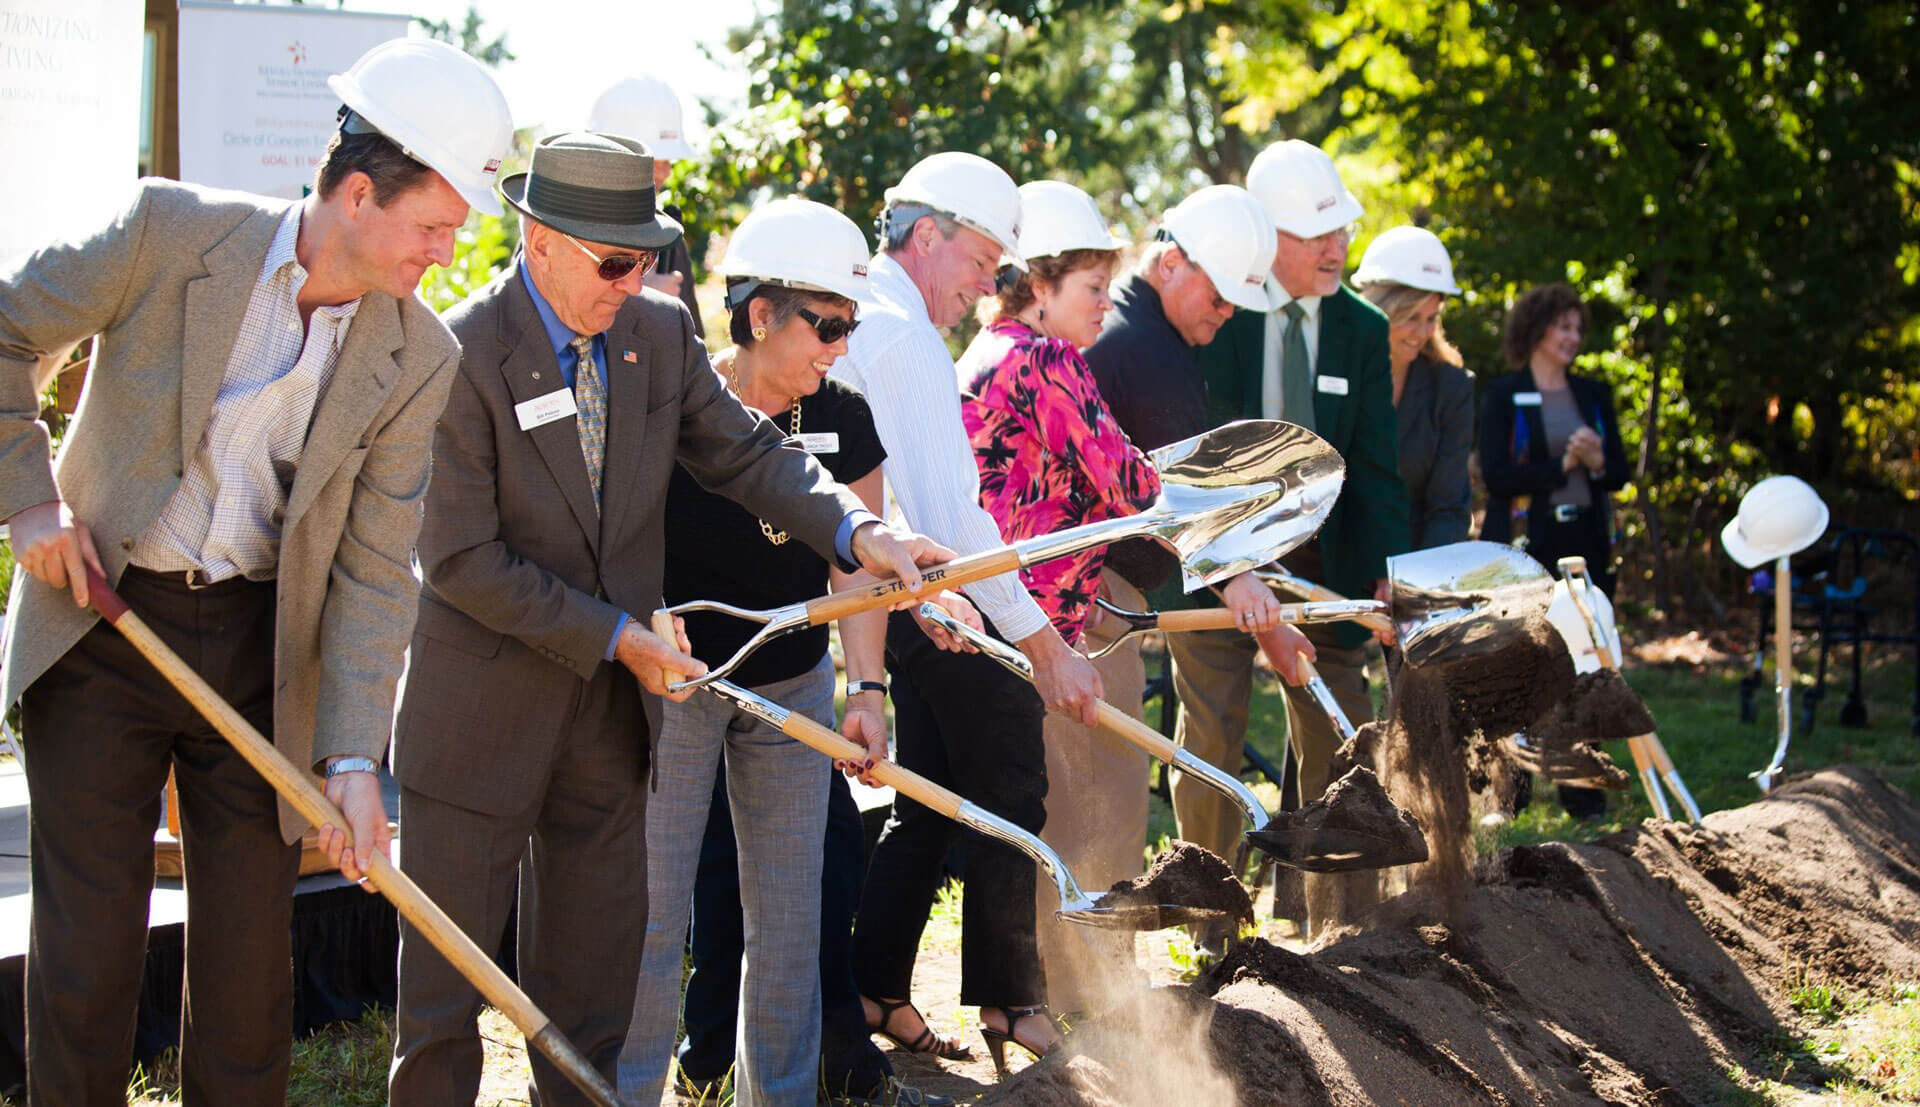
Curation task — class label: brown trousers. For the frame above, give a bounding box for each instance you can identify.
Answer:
[19,568,300,1107]
[1032,570,1151,1013]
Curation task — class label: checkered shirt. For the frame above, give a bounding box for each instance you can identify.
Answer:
[132,205,360,582]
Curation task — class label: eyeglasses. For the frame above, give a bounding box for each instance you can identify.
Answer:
[795,306,859,344]
[562,233,658,282]
[1280,224,1355,252]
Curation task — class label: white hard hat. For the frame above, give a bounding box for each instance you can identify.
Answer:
[718,197,873,307]
[1245,139,1365,239]
[1160,185,1282,313]
[327,38,514,217]
[586,76,697,161]
[1721,476,1830,568]
[1353,225,1462,295]
[1014,180,1122,261]
[882,152,1023,264]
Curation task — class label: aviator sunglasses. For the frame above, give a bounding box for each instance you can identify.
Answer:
[795,306,860,344]
[563,233,659,282]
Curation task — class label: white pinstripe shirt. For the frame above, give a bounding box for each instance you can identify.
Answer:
[133,205,359,582]
[830,254,1049,642]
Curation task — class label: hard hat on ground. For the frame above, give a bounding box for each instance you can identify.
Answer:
[718,197,873,307]
[1014,181,1122,261]
[1353,225,1462,295]
[1245,139,1365,240]
[327,38,514,217]
[587,76,697,160]
[1722,476,1830,568]
[1159,185,1282,313]
[499,133,683,251]
[881,152,1023,265]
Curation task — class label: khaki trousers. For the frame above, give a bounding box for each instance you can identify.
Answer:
[1033,570,1151,1013]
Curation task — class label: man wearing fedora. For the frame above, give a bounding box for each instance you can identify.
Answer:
[388,133,948,1105]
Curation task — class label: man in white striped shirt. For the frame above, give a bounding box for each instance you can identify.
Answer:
[836,152,1096,1063]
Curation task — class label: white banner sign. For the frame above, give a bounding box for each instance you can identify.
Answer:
[0,1,142,272]
[177,2,410,200]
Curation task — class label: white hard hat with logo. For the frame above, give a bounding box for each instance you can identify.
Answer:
[1160,185,1283,313]
[1245,139,1365,239]
[1721,475,1830,568]
[327,38,514,217]
[718,197,873,307]
[882,152,1024,265]
[1353,225,1462,295]
[1014,180,1122,261]
[587,76,697,161]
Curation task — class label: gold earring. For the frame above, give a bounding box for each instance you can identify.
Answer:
[752,326,768,341]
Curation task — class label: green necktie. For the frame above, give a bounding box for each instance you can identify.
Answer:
[1280,301,1315,434]
[570,335,607,507]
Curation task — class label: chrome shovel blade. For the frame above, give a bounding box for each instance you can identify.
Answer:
[1387,540,1556,667]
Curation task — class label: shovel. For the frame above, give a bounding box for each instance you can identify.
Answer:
[80,570,622,1107]
[653,419,1344,693]
[1557,557,1702,822]
[917,605,1423,873]
[1088,540,1554,666]
[698,678,1228,931]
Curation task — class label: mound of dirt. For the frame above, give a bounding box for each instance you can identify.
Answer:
[1095,840,1253,928]
[982,767,1920,1107]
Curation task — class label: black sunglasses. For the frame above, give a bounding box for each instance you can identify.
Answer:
[563,233,659,282]
[795,306,859,344]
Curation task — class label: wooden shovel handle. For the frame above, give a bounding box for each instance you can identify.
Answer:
[85,569,620,1107]
[1155,608,1239,632]
[650,609,699,687]
[1261,575,1393,635]
[771,702,967,821]
[804,547,1024,626]
[1093,699,1182,764]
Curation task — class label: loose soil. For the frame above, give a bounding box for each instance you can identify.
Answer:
[1248,766,1427,870]
[1536,669,1658,745]
[1095,840,1253,928]
[979,766,1920,1106]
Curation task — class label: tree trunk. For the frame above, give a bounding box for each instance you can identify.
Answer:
[1635,263,1673,613]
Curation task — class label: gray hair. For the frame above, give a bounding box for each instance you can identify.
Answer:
[1136,237,1181,278]
[880,203,962,253]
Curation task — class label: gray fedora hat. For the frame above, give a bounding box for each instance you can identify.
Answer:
[499,131,683,251]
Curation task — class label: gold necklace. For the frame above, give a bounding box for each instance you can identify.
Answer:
[730,358,803,546]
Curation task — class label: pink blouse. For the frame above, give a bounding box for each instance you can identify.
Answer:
[960,319,1161,645]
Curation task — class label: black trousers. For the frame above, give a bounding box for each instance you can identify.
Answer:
[852,612,1049,1008]
[20,568,300,1107]
[678,765,892,1094]
[1527,508,1616,817]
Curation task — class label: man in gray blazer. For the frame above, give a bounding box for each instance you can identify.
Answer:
[387,133,944,1106]
[0,40,513,1106]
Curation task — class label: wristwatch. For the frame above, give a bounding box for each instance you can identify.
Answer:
[847,680,889,699]
[323,756,380,778]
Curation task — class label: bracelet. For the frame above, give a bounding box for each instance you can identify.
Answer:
[847,680,888,698]
[323,756,380,778]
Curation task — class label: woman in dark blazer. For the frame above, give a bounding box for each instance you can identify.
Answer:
[1355,227,1475,549]
[1479,283,1631,595]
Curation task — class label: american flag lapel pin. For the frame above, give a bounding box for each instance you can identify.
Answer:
[622,349,637,363]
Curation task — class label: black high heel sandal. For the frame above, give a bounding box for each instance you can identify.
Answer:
[866,996,975,1061]
[979,1004,1058,1075]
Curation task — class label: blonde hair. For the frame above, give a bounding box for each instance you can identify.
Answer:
[1362,281,1462,367]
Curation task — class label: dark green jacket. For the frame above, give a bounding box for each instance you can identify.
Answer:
[1168,285,1411,648]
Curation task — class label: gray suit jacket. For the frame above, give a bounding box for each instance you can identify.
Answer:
[392,266,860,816]
[1395,355,1476,549]
[0,180,461,840]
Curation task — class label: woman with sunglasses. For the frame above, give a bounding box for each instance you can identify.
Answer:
[620,198,958,1107]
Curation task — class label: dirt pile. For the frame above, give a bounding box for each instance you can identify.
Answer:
[1249,766,1427,871]
[982,767,1920,1107]
[1095,840,1253,928]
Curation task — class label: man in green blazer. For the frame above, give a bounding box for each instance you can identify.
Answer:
[1177,140,1409,935]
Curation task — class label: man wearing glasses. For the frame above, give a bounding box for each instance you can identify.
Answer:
[1186,139,1410,939]
[388,132,947,1105]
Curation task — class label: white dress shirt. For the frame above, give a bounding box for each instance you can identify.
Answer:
[830,254,1049,642]
[133,205,359,581]
[1260,290,1323,423]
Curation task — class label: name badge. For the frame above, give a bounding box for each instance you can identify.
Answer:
[795,432,840,455]
[1514,391,1543,407]
[515,388,579,431]
[1316,375,1349,396]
